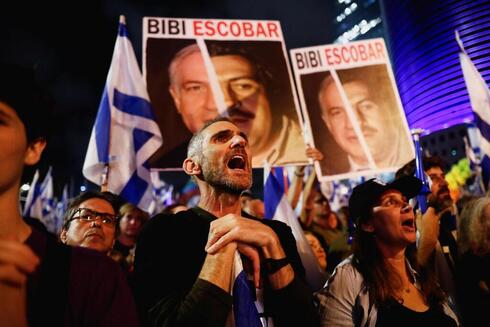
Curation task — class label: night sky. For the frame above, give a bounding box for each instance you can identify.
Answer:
[1,0,335,197]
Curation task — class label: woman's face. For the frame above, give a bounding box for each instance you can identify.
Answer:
[305,233,327,270]
[119,209,146,238]
[365,190,416,247]
[0,101,44,192]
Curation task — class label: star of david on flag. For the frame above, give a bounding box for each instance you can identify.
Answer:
[83,15,162,210]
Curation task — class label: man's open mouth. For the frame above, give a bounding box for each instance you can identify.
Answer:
[227,154,246,170]
[401,218,414,228]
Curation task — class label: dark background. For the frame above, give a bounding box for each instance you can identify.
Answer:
[0,1,335,198]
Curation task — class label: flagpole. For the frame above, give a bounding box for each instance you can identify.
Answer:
[411,128,430,214]
[100,163,109,192]
[98,16,127,193]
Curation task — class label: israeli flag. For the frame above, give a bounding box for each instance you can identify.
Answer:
[230,251,262,327]
[464,127,486,195]
[457,31,490,190]
[24,167,56,230]
[83,15,162,210]
[263,164,328,291]
[54,185,70,233]
[23,169,40,217]
[148,171,174,215]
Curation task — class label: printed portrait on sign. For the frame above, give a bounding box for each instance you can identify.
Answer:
[301,65,414,179]
[144,20,307,169]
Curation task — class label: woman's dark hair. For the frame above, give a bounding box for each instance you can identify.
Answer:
[0,62,55,143]
[352,206,446,307]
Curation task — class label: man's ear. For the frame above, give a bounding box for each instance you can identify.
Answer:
[183,157,201,176]
[24,138,47,166]
[169,87,181,113]
[60,229,68,244]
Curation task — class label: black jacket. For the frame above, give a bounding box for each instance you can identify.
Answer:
[134,207,317,327]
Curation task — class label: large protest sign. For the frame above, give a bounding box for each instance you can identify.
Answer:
[291,38,414,182]
[143,18,308,169]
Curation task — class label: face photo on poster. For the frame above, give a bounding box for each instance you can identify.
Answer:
[144,18,308,169]
[291,39,414,182]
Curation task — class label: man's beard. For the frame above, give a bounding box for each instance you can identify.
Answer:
[200,156,252,195]
[428,186,453,213]
[436,187,453,209]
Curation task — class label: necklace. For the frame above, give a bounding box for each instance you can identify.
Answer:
[396,285,411,304]
[405,278,415,293]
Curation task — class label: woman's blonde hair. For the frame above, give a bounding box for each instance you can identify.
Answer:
[119,203,149,221]
[458,196,490,255]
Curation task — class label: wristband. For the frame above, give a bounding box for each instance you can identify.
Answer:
[261,257,289,274]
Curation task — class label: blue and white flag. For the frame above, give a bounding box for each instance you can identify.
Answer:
[263,164,328,291]
[464,128,486,195]
[25,167,54,218]
[24,167,57,232]
[83,15,162,211]
[54,184,70,233]
[38,168,56,232]
[412,129,431,214]
[23,169,40,217]
[230,251,262,327]
[457,31,490,190]
[148,171,174,215]
[464,135,478,167]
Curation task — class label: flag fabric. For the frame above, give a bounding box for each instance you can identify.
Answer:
[411,130,431,214]
[320,180,343,212]
[38,168,56,233]
[464,129,486,195]
[457,31,490,190]
[263,164,328,291]
[180,178,200,207]
[25,167,53,218]
[464,135,478,167]
[148,171,174,215]
[230,251,262,327]
[83,15,162,211]
[24,167,57,233]
[23,169,40,217]
[54,184,70,233]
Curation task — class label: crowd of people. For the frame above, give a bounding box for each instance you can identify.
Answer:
[2,61,489,327]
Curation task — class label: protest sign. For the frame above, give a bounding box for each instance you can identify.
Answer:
[144,17,308,169]
[291,38,414,181]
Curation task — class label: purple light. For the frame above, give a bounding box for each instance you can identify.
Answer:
[381,0,490,134]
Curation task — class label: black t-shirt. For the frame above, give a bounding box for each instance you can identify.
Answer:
[376,299,457,327]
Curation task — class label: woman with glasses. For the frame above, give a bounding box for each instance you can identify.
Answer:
[61,191,119,255]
